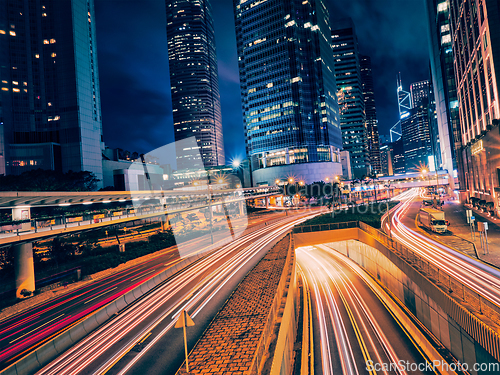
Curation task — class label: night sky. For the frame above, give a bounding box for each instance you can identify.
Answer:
[94,0,430,165]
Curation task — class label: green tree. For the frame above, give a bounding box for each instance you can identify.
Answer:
[0,169,99,191]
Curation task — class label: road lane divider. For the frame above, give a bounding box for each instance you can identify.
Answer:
[8,315,65,345]
[84,288,118,305]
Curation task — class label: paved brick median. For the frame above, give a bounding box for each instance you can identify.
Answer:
[176,235,290,374]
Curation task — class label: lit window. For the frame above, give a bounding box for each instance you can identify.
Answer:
[42,13,47,17]
[266,82,273,88]
[1,88,8,91]
[43,39,49,44]
[48,102,52,106]
[13,88,20,92]
[12,81,18,85]
[291,77,301,83]
[10,24,15,29]
[0,30,5,34]
[35,54,40,58]
[50,39,56,43]
[441,34,451,45]
[51,52,56,57]
[9,31,16,36]
[437,2,447,12]
[1,80,7,84]
[285,20,296,28]
[23,82,27,86]
[23,89,27,92]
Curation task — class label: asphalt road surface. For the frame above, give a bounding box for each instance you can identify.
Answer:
[297,244,436,375]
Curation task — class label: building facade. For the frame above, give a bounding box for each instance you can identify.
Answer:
[0,0,103,185]
[410,79,442,171]
[332,19,370,178]
[166,0,225,170]
[233,0,343,185]
[392,138,406,175]
[360,55,381,175]
[425,0,461,189]
[410,80,430,108]
[401,105,433,173]
[380,143,394,176]
[448,0,500,214]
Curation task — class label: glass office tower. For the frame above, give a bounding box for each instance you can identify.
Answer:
[425,0,461,190]
[360,55,381,175]
[233,0,343,185]
[401,82,433,173]
[0,0,103,184]
[166,0,225,170]
[332,19,370,178]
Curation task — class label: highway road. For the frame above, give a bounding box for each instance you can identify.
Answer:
[297,244,436,375]
[27,210,320,375]
[0,209,289,371]
[384,189,500,313]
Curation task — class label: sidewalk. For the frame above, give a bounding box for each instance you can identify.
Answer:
[441,200,500,267]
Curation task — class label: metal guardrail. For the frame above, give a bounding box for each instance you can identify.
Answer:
[250,233,292,375]
[358,222,499,312]
[356,221,500,362]
[292,220,358,233]
[293,219,500,362]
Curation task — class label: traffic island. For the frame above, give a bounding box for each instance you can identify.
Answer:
[175,233,297,375]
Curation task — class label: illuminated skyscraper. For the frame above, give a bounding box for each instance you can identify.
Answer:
[0,0,103,183]
[360,55,381,175]
[447,0,500,208]
[233,0,343,184]
[425,0,460,189]
[401,82,433,172]
[332,19,370,178]
[166,0,225,169]
[410,80,430,108]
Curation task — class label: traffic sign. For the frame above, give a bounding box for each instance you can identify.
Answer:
[175,310,195,373]
[175,310,195,328]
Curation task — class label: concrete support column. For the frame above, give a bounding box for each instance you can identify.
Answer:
[14,242,35,298]
[265,197,269,209]
[238,201,245,216]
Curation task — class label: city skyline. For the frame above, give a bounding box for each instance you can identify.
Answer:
[94,0,430,162]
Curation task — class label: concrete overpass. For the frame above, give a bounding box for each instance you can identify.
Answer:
[0,186,282,298]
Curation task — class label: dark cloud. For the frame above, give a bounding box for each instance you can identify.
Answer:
[95,0,430,166]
